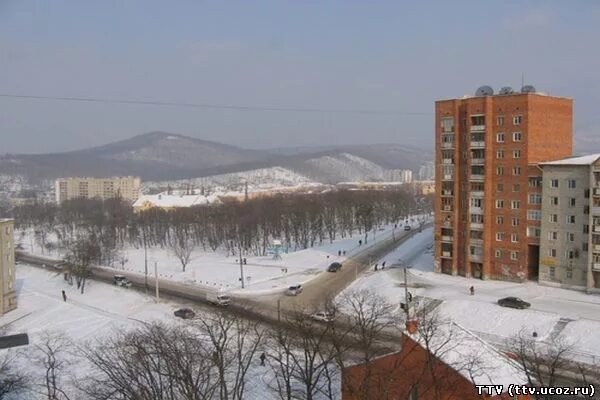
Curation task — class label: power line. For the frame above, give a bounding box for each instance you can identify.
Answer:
[0,93,432,116]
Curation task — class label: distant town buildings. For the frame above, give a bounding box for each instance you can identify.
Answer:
[0,219,17,315]
[418,161,434,181]
[538,154,600,292]
[55,176,141,203]
[435,85,573,281]
[133,192,220,212]
[385,169,413,183]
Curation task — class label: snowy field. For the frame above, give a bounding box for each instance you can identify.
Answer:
[341,227,600,365]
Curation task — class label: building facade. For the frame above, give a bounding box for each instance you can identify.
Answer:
[435,86,573,281]
[0,219,17,315]
[538,155,600,292]
[55,176,141,203]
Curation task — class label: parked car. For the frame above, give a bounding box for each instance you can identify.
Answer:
[497,297,530,309]
[327,262,342,272]
[113,274,132,288]
[311,311,335,322]
[404,225,412,231]
[174,308,196,319]
[206,292,231,306]
[286,284,303,296]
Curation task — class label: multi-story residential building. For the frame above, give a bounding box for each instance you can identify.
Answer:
[538,154,600,292]
[434,85,573,281]
[0,219,17,315]
[385,169,413,183]
[55,176,141,203]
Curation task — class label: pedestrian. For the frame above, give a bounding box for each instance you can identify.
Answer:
[338,250,341,256]
[243,258,247,265]
[343,250,346,256]
[469,286,474,296]
[327,255,330,259]
[359,240,362,246]
[407,292,413,302]
[374,263,378,271]
[532,331,538,338]
[62,290,67,302]
[260,352,266,366]
[382,261,386,268]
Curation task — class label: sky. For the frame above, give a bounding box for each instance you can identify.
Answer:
[0,0,599,154]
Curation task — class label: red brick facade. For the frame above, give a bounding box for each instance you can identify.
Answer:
[434,92,572,281]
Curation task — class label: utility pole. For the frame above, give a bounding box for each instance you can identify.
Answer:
[154,261,159,302]
[239,243,245,289]
[143,231,148,294]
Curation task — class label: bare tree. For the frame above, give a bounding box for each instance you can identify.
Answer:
[64,233,100,294]
[168,230,195,272]
[0,352,29,399]
[33,331,73,400]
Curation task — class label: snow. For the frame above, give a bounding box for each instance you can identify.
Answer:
[133,192,220,208]
[540,153,600,166]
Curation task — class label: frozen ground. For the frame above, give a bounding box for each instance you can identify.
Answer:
[341,227,600,365]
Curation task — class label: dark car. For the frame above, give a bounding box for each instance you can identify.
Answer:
[404,225,412,231]
[113,274,132,288]
[174,308,196,319]
[327,262,342,272]
[497,297,531,309]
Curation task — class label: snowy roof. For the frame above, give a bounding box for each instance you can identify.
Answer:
[408,321,527,391]
[0,218,14,223]
[133,193,220,208]
[539,154,600,166]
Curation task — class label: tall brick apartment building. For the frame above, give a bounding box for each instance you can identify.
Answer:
[434,86,573,281]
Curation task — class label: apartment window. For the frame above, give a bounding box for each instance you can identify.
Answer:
[527,227,541,238]
[496,232,505,241]
[566,269,573,279]
[566,232,575,242]
[496,132,505,143]
[495,249,502,258]
[528,194,541,204]
[496,150,505,159]
[567,250,577,259]
[511,251,519,261]
[549,214,558,223]
[441,117,454,133]
[566,215,576,224]
[511,200,521,209]
[549,267,556,279]
[529,177,542,188]
[513,149,521,159]
[497,116,505,126]
[550,179,559,188]
[569,198,576,207]
[585,189,590,199]
[512,166,521,176]
[550,197,559,206]
[513,184,521,192]
[511,233,519,242]
[497,183,504,192]
[548,248,557,257]
[568,179,577,189]
[513,132,522,142]
[548,231,558,240]
[584,224,589,234]
[496,166,504,176]
[583,243,589,252]
[512,218,520,227]
[513,115,522,125]
[527,210,541,221]
[495,200,504,209]
[471,198,483,208]
[496,216,504,224]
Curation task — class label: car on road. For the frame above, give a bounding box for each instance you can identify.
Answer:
[113,274,132,288]
[404,225,412,231]
[497,297,530,309]
[286,284,303,296]
[327,262,342,272]
[206,293,231,306]
[311,311,335,322]
[174,308,196,319]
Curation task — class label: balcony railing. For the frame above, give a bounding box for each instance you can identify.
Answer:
[442,158,454,164]
[593,263,600,272]
[441,235,453,242]
[441,251,452,258]
[470,253,483,262]
[442,220,452,228]
[470,222,484,229]
[442,205,453,212]
[441,142,455,149]
[593,188,600,196]
[470,174,485,181]
[470,125,485,132]
[470,238,484,245]
[592,207,600,216]
[593,244,600,253]
[471,190,484,197]
[471,158,485,165]
[470,207,483,215]
[442,174,454,181]
[593,225,600,233]
[441,190,454,197]
[470,141,485,149]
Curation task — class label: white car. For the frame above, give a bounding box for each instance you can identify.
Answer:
[286,284,303,296]
[311,311,335,322]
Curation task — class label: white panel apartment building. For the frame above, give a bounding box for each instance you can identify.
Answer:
[538,154,600,292]
[55,176,141,203]
[0,219,17,315]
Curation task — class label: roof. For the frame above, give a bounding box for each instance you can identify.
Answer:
[133,192,220,208]
[0,218,14,223]
[539,153,600,166]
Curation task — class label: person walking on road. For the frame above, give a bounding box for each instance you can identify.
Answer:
[469,286,475,296]
[62,290,67,302]
[260,352,266,366]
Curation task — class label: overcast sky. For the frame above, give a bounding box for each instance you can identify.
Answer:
[1,0,599,154]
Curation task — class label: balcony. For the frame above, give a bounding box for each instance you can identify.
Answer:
[593,244,600,253]
[471,158,485,165]
[470,174,485,181]
[441,251,452,258]
[470,222,484,230]
[470,253,483,262]
[593,225,600,233]
[593,263,600,272]
[442,174,454,181]
[470,125,486,132]
[471,190,484,197]
[470,207,483,215]
[470,238,484,245]
[441,158,454,165]
[441,235,453,242]
[441,190,454,197]
[470,141,485,149]
[592,207,600,216]
[593,188,600,197]
[441,142,455,149]
[442,205,453,212]
[442,220,453,228]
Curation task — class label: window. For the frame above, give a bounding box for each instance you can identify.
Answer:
[527,227,541,238]
[527,210,541,221]
[567,232,575,242]
[471,198,482,208]
[584,224,589,234]
[495,249,502,258]
[497,183,504,192]
[513,132,522,142]
[513,115,522,125]
[513,149,521,159]
[566,269,573,279]
[496,232,505,241]
[511,251,519,261]
[496,150,505,159]
[496,132,505,142]
[549,266,556,279]
[441,117,454,133]
[585,189,590,198]
[583,243,589,252]
[548,231,558,240]
[550,179,559,188]
[550,197,559,206]
[567,215,576,224]
[511,233,519,242]
[496,166,504,176]
[496,216,504,224]
[549,214,558,222]
[512,218,520,227]
[568,179,577,189]
[567,250,577,259]
[529,177,542,188]
[512,166,521,176]
[513,184,521,192]
[511,200,521,209]
[548,248,557,257]
[569,198,576,207]
[497,116,505,126]
[528,194,542,204]
[496,200,504,209]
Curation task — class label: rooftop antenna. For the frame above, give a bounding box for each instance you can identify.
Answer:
[521,72,525,88]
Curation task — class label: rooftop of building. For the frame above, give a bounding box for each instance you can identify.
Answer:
[0,218,14,223]
[56,176,141,181]
[436,84,572,103]
[540,153,600,166]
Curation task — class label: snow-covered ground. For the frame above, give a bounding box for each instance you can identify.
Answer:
[341,227,600,365]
